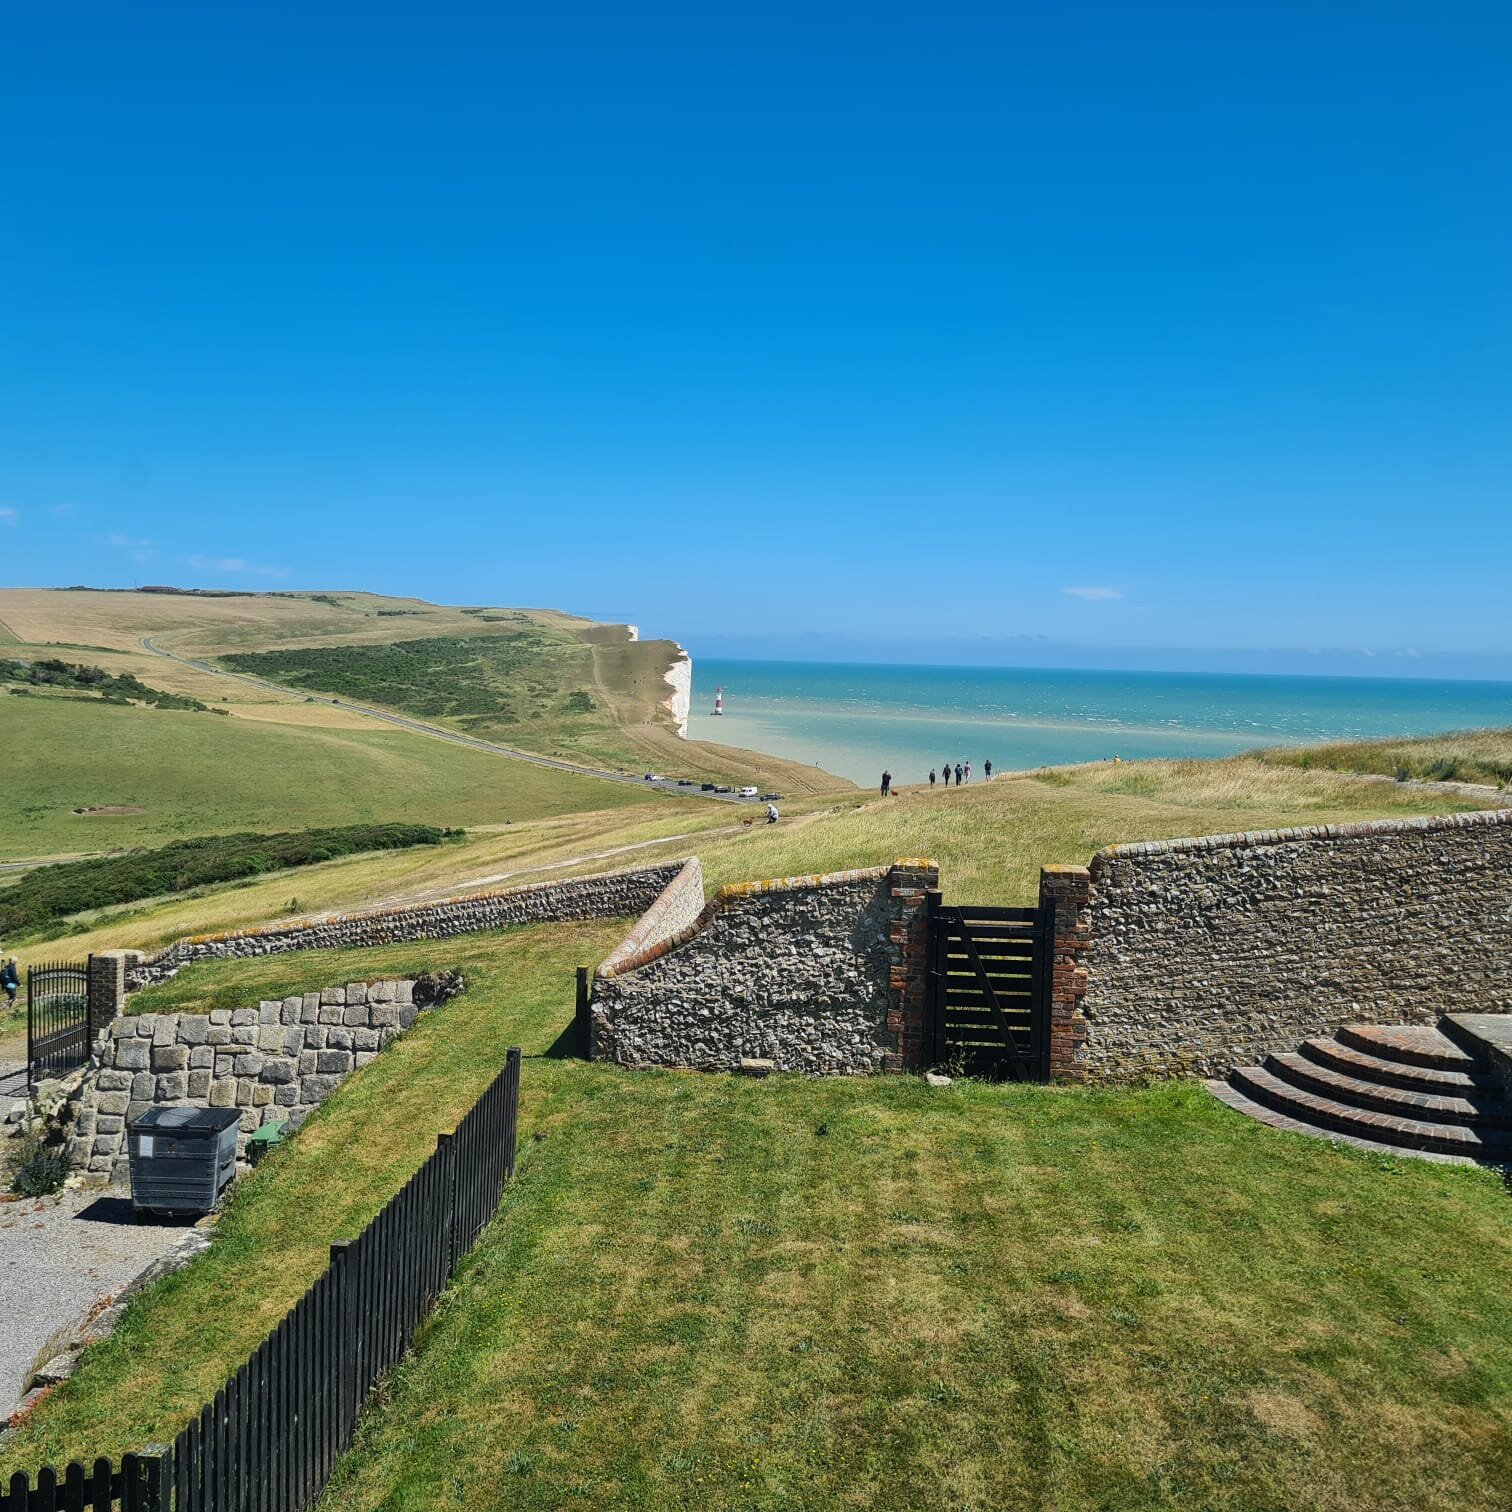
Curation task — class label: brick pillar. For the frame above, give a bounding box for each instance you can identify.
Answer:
[86,952,127,1043]
[885,858,940,1072]
[1039,865,1091,1082]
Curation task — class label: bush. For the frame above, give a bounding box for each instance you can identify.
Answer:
[11,1127,70,1197]
[0,823,460,938]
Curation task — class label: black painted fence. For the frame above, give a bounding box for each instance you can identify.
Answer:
[26,961,91,1086]
[6,1048,522,1512]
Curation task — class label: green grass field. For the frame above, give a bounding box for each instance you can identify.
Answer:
[0,695,663,858]
[6,924,1509,1512]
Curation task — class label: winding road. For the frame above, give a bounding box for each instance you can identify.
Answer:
[140,638,769,805]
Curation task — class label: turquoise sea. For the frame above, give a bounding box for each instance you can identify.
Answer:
[689,660,1512,787]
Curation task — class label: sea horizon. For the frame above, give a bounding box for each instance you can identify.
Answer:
[688,658,1512,787]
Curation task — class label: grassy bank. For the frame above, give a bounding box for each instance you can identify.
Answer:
[5,925,1509,1511]
[0,920,628,1473]
[0,695,663,858]
[1259,727,1512,789]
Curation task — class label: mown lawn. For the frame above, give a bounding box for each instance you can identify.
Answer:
[6,926,1510,1511]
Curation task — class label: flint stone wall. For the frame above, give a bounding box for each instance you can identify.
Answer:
[591,861,938,1074]
[126,863,685,989]
[70,977,434,1182]
[1080,808,1512,1082]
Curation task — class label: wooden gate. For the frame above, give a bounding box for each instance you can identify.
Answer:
[925,896,1053,1081]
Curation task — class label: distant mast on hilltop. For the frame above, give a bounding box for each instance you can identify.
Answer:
[712,686,724,716]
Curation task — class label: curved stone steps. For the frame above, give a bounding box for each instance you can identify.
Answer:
[1229,1063,1512,1159]
[1264,1051,1512,1129]
[1336,1023,1478,1074]
[1296,1036,1491,1096]
[1205,1079,1479,1166]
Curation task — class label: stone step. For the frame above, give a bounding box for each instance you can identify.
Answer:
[1336,1023,1481,1075]
[1227,1064,1512,1160]
[1264,1052,1512,1129]
[1296,1037,1492,1096]
[1205,1080,1479,1166]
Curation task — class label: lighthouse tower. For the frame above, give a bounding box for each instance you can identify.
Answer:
[713,686,724,716]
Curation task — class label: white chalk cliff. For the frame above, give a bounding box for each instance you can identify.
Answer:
[663,647,692,738]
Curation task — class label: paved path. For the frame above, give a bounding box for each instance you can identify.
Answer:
[141,638,769,806]
[0,1190,192,1412]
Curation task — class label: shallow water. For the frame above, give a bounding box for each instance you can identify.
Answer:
[689,660,1512,787]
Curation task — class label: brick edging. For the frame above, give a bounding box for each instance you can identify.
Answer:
[597,858,704,977]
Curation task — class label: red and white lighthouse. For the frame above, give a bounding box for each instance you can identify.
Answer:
[712,686,724,716]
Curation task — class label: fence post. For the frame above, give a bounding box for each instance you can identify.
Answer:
[329,1241,354,1451]
[504,1046,521,1181]
[924,889,943,1066]
[575,966,591,1057]
[126,1445,172,1511]
[437,1130,459,1278]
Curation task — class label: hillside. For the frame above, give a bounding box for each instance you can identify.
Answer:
[0,589,847,860]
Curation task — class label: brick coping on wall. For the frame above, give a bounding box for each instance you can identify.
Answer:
[1091,806,1512,870]
[595,858,704,978]
[595,858,939,980]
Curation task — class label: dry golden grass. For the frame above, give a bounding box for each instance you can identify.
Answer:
[13,752,1497,963]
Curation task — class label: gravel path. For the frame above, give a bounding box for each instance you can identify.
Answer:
[0,1189,192,1412]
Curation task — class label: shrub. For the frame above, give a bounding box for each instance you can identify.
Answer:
[11,1127,70,1197]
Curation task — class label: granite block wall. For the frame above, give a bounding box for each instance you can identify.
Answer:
[1077,808,1512,1082]
[69,976,441,1182]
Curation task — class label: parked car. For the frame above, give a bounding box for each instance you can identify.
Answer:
[737,786,759,798]
[762,793,782,801]
[715,785,734,794]
[701,782,718,791]
[677,778,695,786]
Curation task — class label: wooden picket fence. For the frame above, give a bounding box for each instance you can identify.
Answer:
[6,1048,522,1512]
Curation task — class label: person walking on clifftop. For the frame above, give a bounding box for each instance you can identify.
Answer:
[984,759,993,781]
[880,770,892,797]
[1,958,18,1008]
[928,768,936,788]
[954,762,963,786]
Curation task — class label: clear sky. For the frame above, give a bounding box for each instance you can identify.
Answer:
[3,3,1510,676]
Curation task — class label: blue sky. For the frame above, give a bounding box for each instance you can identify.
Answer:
[3,3,1510,676]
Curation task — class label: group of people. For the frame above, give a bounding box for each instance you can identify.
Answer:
[877,760,993,797]
[931,759,989,787]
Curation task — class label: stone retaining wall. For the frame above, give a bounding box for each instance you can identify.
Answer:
[69,976,449,1182]
[126,863,685,989]
[1076,808,1512,1082]
[590,860,937,1075]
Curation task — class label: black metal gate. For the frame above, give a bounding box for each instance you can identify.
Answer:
[926,896,1053,1081]
[28,960,91,1084]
